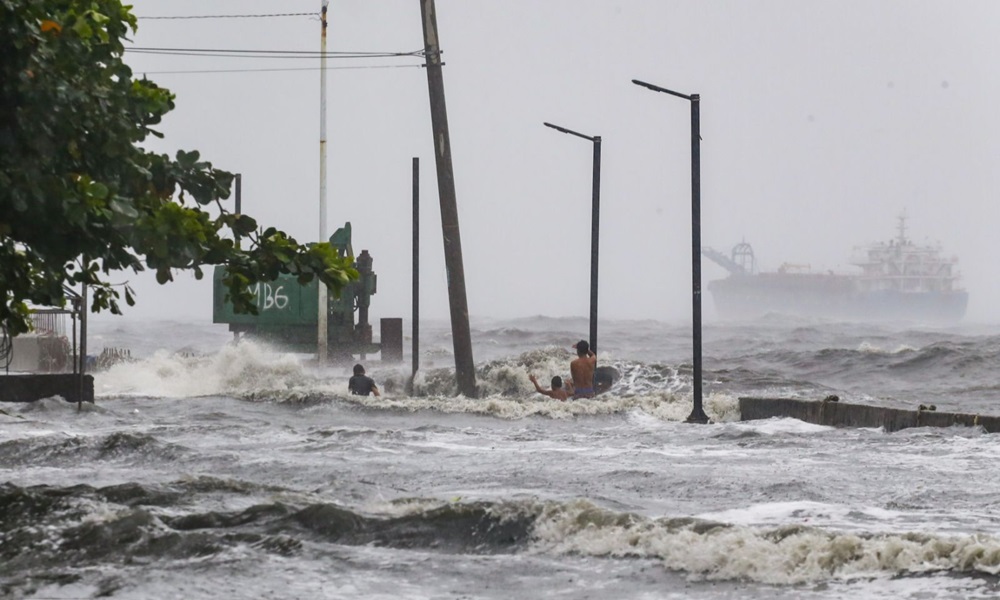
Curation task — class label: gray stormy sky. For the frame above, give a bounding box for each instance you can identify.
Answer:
[109,0,1000,325]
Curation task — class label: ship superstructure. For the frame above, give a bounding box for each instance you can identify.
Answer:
[704,214,968,322]
[851,215,961,296]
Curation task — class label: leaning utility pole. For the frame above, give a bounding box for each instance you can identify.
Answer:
[419,0,476,397]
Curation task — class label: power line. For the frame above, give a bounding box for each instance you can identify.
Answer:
[127,47,421,55]
[125,47,425,60]
[138,64,425,75]
[139,12,316,20]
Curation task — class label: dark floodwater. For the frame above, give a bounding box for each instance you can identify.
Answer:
[4,316,1000,599]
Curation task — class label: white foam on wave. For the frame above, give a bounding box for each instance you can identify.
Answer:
[723,417,834,436]
[696,500,902,533]
[858,341,916,355]
[410,346,693,399]
[361,497,456,519]
[91,341,741,423]
[390,347,744,422]
[95,340,326,398]
[338,390,740,422]
[529,499,1000,584]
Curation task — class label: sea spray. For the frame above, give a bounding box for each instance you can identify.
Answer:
[96,340,312,398]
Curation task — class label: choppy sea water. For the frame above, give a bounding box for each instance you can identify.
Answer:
[4,315,1000,599]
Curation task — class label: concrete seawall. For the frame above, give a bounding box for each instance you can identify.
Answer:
[739,397,1000,433]
[0,374,94,404]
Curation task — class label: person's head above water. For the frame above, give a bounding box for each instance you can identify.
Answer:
[353,364,365,376]
[551,376,563,389]
[575,340,589,356]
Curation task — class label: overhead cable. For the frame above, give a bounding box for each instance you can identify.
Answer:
[125,47,425,60]
[140,64,425,75]
[139,12,316,20]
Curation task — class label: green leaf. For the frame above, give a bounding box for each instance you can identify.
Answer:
[109,198,138,219]
[233,214,257,235]
[72,18,93,39]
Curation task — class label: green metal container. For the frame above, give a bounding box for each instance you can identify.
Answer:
[211,223,382,358]
[212,269,319,326]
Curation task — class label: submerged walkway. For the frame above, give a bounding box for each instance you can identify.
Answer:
[740,396,1000,434]
[0,374,94,404]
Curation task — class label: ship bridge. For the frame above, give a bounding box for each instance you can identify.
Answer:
[850,213,961,294]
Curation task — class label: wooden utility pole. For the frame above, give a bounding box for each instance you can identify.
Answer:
[419,0,476,397]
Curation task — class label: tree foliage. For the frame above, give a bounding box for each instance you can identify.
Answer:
[0,0,356,335]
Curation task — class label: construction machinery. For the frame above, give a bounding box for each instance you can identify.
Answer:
[212,222,402,362]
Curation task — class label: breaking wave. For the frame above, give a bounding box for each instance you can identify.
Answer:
[93,342,742,422]
[531,500,1000,585]
[4,482,1000,587]
[0,431,187,467]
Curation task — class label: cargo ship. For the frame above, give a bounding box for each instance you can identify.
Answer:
[703,215,968,323]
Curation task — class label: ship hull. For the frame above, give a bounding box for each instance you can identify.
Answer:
[708,276,968,323]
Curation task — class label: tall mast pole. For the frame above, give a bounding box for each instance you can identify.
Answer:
[412,157,420,383]
[630,79,708,424]
[317,0,329,364]
[590,135,601,354]
[688,94,707,423]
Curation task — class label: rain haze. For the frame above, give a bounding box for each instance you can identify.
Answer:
[113,0,1000,325]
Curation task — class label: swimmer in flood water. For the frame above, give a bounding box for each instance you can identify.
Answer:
[348,364,380,397]
[528,374,574,401]
[571,340,597,398]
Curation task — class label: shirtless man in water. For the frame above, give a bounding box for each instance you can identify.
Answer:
[528,374,573,401]
[570,340,597,398]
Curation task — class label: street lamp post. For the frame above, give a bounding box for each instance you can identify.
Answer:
[317,0,330,365]
[543,122,602,354]
[631,79,709,424]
